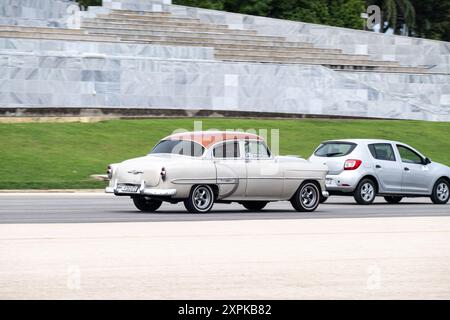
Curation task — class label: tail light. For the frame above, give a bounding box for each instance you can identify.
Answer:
[344,159,362,170]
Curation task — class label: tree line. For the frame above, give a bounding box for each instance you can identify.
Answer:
[76,0,450,41]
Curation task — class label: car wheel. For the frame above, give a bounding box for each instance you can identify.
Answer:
[354,179,376,205]
[290,181,320,212]
[184,185,215,213]
[384,196,403,204]
[431,179,450,205]
[132,196,162,213]
[241,201,268,211]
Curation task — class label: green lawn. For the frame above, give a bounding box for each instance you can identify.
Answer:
[1,118,449,189]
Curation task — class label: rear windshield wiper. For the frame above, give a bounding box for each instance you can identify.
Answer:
[325,152,344,157]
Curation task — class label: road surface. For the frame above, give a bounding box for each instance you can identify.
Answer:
[0,193,448,223]
[0,194,449,299]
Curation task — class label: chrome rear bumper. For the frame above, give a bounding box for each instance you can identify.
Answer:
[105,181,176,196]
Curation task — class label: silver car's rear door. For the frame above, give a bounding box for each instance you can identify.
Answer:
[395,144,433,194]
[367,142,402,193]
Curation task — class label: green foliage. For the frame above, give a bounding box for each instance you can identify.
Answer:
[176,0,367,29]
[175,0,225,10]
[329,0,366,29]
[1,118,449,189]
[270,0,331,25]
[412,0,450,42]
[76,0,101,9]
[224,0,273,16]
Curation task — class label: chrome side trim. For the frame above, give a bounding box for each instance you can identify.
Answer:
[171,178,217,185]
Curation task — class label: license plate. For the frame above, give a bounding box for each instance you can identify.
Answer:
[118,185,139,193]
[326,178,334,185]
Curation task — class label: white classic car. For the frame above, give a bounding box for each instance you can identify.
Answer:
[106,131,329,213]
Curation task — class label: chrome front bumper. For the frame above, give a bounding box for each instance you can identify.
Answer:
[105,181,176,196]
[322,190,330,198]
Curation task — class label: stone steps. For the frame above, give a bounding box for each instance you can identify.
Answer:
[0,25,86,35]
[84,26,285,42]
[110,9,172,16]
[107,12,196,20]
[85,16,231,29]
[213,45,342,54]
[0,30,118,42]
[0,28,332,53]
[118,38,338,53]
[88,11,426,72]
[96,13,202,24]
[81,20,257,35]
[89,32,313,48]
[218,55,425,73]
[0,20,428,73]
[215,48,372,61]
[215,53,400,68]
[335,67,428,73]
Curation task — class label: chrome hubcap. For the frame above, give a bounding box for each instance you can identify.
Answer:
[301,184,318,208]
[361,183,375,202]
[437,183,449,201]
[193,186,212,210]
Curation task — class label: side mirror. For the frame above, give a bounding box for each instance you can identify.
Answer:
[424,157,431,165]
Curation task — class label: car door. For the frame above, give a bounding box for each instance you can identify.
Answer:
[396,144,433,194]
[244,140,284,199]
[213,141,247,199]
[367,143,402,193]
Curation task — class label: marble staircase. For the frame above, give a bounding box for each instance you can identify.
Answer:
[0,8,428,73]
[80,10,427,73]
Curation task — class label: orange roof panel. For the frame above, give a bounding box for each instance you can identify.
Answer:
[163,131,263,148]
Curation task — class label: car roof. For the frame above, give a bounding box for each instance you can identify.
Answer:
[163,131,263,149]
[322,139,403,145]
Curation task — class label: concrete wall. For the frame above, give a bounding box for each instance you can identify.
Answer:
[0,0,76,27]
[1,37,449,121]
[103,0,172,12]
[0,0,449,121]
[0,37,213,59]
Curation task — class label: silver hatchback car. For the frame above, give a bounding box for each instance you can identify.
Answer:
[309,139,450,205]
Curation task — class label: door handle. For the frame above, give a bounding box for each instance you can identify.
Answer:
[404,167,410,171]
[375,165,382,169]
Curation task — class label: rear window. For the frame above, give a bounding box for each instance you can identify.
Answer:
[368,143,396,161]
[150,140,205,157]
[314,142,357,157]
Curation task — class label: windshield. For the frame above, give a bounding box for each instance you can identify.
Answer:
[150,140,205,157]
[314,142,357,157]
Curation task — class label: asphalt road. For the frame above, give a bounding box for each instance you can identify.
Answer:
[1,193,449,299]
[0,193,448,224]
